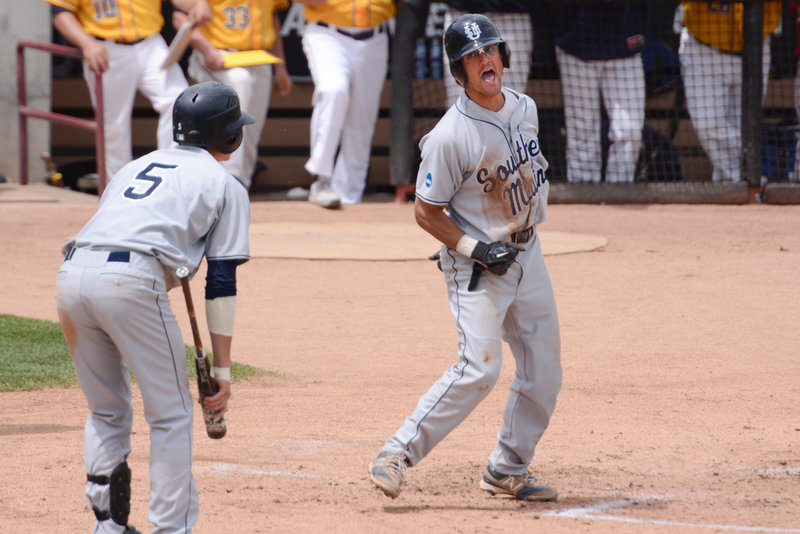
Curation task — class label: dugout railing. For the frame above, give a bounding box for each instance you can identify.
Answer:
[17,39,107,196]
[390,0,800,204]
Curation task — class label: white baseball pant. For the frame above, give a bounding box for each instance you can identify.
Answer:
[302,21,389,204]
[679,28,770,182]
[556,46,645,183]
[55,249,198,534]
[83,35,187,181]
[382,236,562,474]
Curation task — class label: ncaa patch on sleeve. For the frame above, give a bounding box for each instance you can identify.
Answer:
[425,172,433,187]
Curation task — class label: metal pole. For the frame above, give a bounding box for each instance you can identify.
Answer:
[17,43,28,185]
[93,73,107,196]
[741,0,764,188]
[390,0,427,190]
[16,39,104,193]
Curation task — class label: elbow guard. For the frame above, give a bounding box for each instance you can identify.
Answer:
[205,260,238,336]
[206,295,236,336]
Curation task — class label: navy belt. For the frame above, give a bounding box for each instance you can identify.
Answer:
[107,251,130,262]
[65,249,130,262]
[316,21,385,40]
[509,226,534,244]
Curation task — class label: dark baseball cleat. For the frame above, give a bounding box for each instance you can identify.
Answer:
[369,450,408,498]
[479,464,557,501]
[124,526,143,534]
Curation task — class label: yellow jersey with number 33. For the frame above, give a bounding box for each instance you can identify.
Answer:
[46,0,164,42]
[303,0,395,28]
[200,0,290,51]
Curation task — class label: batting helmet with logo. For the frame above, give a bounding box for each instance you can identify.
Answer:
[444,13,511,86]
[173,82,255,154]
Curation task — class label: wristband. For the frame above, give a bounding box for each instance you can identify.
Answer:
[456,234,479,257]
[211,366,231,381]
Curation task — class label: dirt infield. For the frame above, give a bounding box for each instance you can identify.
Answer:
[1,185,799,533]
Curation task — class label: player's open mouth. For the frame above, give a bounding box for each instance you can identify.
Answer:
[481,69,497,83]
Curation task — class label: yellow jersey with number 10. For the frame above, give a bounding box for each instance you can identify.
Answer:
[46,0,163,42]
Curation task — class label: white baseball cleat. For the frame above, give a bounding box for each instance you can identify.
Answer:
[309,176,341,209]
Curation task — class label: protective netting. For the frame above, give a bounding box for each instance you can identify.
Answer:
[393,1,798,186]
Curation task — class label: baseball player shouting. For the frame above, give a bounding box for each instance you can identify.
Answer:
[47,0,212,182]
[55,82,253,534]
[369,14,562,501]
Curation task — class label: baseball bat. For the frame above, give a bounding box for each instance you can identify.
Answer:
[176,266,227,439]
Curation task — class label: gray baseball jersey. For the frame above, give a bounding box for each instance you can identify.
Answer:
[55,145,249,531]
[383,87,562,476]
[64,146,250,281]
[415,87,550,242]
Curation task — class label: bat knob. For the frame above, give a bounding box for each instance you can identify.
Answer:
[176,266,190,279]
[204,411,227,439]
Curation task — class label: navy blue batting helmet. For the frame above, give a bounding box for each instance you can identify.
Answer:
[444,14,511,85]
[173,82,255,154]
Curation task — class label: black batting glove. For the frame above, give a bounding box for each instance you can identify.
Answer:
[470,241,525,276]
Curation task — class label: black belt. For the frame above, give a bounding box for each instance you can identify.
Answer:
[65,249,130,262]
[106,38,144,46]
[316,21,385,41]
[509,226,534,244]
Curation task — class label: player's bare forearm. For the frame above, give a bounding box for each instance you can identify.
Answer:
[414,197,465,250]
[209,332,232,369]
[271,14,293,95]
[273,64,293,96]
[270,13,288,62]
[172,8,188,29]
[52,11,90,47]
[174,8,222,69]
[171,0,212,25]
[204,332,232,414]
[53,11,108,74]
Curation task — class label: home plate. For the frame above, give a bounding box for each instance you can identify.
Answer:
[249,222,606,260]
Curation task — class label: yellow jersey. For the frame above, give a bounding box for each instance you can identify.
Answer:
[303,0,395,28]
[46,0,164,42]
[683,1,781,53]
[200,0,290,51]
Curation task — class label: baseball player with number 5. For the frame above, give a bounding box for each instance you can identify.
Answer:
[55,82,253,534]
[369,14,561,501]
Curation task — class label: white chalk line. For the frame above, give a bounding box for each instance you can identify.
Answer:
[545,497,659,518]
[544,496,800,533]
[199,462,323,479]
[736,466,800,479]
[201,463,799,532]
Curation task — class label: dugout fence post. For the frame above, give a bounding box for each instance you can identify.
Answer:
[17,39,107,196]
[390,0,429,201]
[741,0,764,191]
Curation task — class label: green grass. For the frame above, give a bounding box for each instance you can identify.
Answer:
[0,314,271,392]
